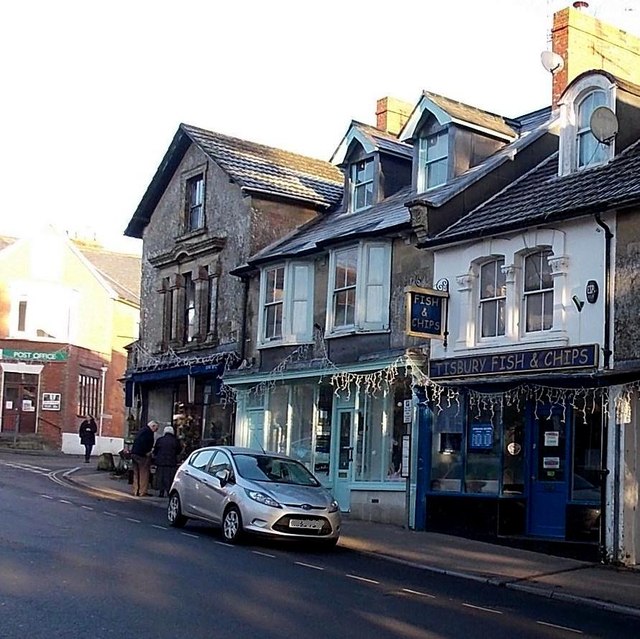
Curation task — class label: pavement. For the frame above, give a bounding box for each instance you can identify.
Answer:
[4,449,640,619]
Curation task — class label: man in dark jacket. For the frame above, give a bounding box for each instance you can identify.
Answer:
[78,415,97,463]
[131,420,159,496]
[153,426,183,497]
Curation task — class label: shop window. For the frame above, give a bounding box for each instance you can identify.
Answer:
[353,393,387,482]
[287,383,316,472]
[314,384,333,480]
[430,402,464,491]
[465,408,500,493]
[572,403,603,502]
[183,272,197,343]
[502,405,525,495]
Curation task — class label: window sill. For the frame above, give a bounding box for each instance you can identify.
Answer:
[454,332,569,354]
[257,339,314,350]
[325,328,390,339]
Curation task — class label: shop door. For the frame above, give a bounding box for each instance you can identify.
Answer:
[2,378,38,433]
[528,406,569,538]
[333,409,355,511]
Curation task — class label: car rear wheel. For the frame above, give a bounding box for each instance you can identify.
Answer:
[222,505,243,543]
[167,492,188,528]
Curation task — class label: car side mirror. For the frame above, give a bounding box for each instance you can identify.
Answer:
[216,469,230,486]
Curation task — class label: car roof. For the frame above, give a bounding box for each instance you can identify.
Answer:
[192,445,295,460]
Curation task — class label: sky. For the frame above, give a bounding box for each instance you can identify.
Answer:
[2,0,639,254]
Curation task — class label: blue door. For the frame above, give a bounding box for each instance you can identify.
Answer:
[528,405,570,538]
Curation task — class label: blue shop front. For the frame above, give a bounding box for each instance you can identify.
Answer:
[415,344,607,559]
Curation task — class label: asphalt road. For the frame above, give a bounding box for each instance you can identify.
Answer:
[1,453,638,639]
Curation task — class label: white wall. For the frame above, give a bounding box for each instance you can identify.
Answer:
[62,433,124,456]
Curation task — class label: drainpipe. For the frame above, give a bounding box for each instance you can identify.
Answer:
[594,214,613,369]
[239,275,249,362]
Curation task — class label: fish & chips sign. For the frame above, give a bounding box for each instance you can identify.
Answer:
[405,286,448,340]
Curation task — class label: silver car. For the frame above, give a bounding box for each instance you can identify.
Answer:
[167,446,341,547]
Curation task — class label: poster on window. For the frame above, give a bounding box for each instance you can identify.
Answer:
[544,431,560,446]
[543,457,560,469]
[22,400,35,412]
[42,392,62,411]
[470,424,493,450]
[401,435,411,478]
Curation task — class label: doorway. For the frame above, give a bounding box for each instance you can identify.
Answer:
[527,405,570,538]
[1,373,39,433]
[333,408,356,511]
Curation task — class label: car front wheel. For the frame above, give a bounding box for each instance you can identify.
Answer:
[222,505,243,543]
[167,492,188,528]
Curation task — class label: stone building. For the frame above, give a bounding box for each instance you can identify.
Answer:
[124,124,343,452]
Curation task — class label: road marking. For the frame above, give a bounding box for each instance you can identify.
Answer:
[40,495,53,500]
[81,506,94,511]
[126,517,141,523]
[295,561,324,570]
[346,574,379,585]
[180,532,200,539]
[103,511,117,517]
[59,499,72,504]
[537,621,583,634]
[214,541,232,547]
[462,603,503,615]
[152,525,168,530]
[252,551,276,558]
[401,588,436,599]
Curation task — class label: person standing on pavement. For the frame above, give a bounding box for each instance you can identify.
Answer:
[153,425,183,497]
[131,420,159,496]
[78,415,98,463]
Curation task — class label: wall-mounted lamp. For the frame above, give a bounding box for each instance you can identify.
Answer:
[572,295,585,312]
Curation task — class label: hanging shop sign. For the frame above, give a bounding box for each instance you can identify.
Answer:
[0,348,67,362]
[586,280,599,304]
[405,286,449,340]
[430,344,598,379]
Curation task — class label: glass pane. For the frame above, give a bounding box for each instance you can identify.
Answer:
[267,385,288,453]
[481,300,497,337]
[537,412,566,482]
[465,407,500,494]
[572,403,603,502]
[335,250,358,287]
[338,412,352,471]
[426,158,447,188]
[334,289,355,327]
[524,253,541,291]
[543,290,553,330]
[526,292,543,332]
[265,303,282,339]
[430,402,463,492]
[502,404,525,494]
[425,132,447,159]
[354,393,386,482]
[288,384,315,471]
[480,262,494,299]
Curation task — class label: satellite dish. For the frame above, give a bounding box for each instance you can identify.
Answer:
[590,106,619,144]
[540,51,564,74]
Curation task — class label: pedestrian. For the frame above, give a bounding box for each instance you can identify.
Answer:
[78,415,98,463]
[131,420,159,496]
[153,425,183,497]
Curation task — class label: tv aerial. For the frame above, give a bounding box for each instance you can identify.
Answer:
[590,106,619,144]
[540,50,565,74]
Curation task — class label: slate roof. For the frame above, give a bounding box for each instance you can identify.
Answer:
[415,91,520,139]
[428,139,640,245]
[75,243,141,305]
[181,124,344,205]
[350,121,413,158]
[247,109,555,265]
[125,124,344,238]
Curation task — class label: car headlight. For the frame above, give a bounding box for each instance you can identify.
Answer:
[328,499,339,513]
[246,489,282,509]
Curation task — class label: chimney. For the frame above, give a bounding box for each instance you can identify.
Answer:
[376,96,413,135]
[551,4,640,107]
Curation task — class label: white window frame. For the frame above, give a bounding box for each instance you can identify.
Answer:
[326,241,391,335]
[350,158,374,212]
[522,249,554,334]
[418,130,448,192]
[558,74,615,176]
[257,261,314,348]
[478,257,506,339]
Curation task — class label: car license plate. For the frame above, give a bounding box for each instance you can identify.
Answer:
[289,518,323,530]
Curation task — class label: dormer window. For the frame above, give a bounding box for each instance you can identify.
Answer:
[418,131,448,191]
[577,90,608,168]
[350,159,374,212]
[558,73,615,176]
[187,174,204,230]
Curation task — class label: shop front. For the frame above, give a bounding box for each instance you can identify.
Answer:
[229,366,414,525]
[419,344,607,557]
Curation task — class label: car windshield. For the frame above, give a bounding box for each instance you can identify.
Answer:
[233,453,320,486]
